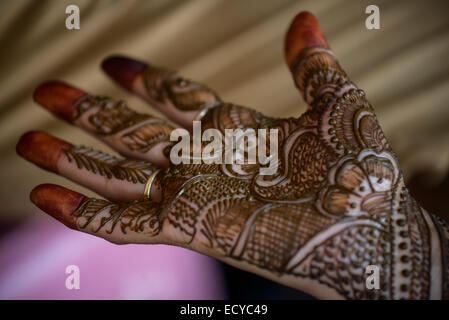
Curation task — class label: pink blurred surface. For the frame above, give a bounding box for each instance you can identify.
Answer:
[0,215,226,299]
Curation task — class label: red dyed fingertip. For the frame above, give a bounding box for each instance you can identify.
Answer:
[30,184,87,229]
[33,81,87,122]
[101,55,147,91]
[285,11,330,69]
[16,131,72,173]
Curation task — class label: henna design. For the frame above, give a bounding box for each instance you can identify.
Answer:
[315,149,399,219]
[253,128,338,202]
[38,43,447,299]
[234,202,335,273]
[163,174,252,243]
[403,195,431,299]
[291,224,392,300]
[198,103,276,179]
[150,46,448,300]
[64,145,157,183]
[317,90,391,155]
[431,215,449,299]
[200,103,272,131]
[292,46,355,107]
[121,118,174,153]
[73,198,161,236]
[75,95,146,133]
[74,95,175,153]
[22,13,449,300]
[143,65,221,111]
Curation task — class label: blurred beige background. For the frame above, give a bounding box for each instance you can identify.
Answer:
[1,0,448,221]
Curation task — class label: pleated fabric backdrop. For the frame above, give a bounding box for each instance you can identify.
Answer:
[1,0,448,220]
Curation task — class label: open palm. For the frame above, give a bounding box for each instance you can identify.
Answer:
[17,12,449,300]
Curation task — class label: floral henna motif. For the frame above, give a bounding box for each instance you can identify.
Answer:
[315,150,399,219]
[74,95,175,153]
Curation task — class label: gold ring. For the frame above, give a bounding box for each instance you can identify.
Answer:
[143,169,161,200]
[193,103,221,122]
[193,108,210,122]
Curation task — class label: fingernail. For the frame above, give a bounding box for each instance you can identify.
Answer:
[33,81,87,122]
[16,131,72,173]
[30,184,87,229]
[285,11,329,69]
[101,55,147,91]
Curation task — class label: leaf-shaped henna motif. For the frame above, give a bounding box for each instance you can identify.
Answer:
[64,145,157,183]
[73,198,161,236]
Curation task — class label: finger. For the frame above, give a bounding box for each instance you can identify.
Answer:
[102,56,278,134]
[102,55,222,130]
[33,81,175,167]
[285,12,390,156]
[285,11,360,107]
[30,184,164,244]
[17,131,162,202]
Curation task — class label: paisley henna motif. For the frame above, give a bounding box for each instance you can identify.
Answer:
[143,65,221,111]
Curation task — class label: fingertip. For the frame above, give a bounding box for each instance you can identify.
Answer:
[16,131,72,172]
[16,130,40,158]
[101,55,147,91]
[33,81,87,121]
[285,11,329,69]
[30,184,87,229]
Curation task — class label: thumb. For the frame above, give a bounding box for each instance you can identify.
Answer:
[284,11,357,107]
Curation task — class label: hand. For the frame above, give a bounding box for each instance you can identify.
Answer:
[17,11,449,300]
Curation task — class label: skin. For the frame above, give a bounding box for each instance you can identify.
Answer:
[16,12,449,300]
